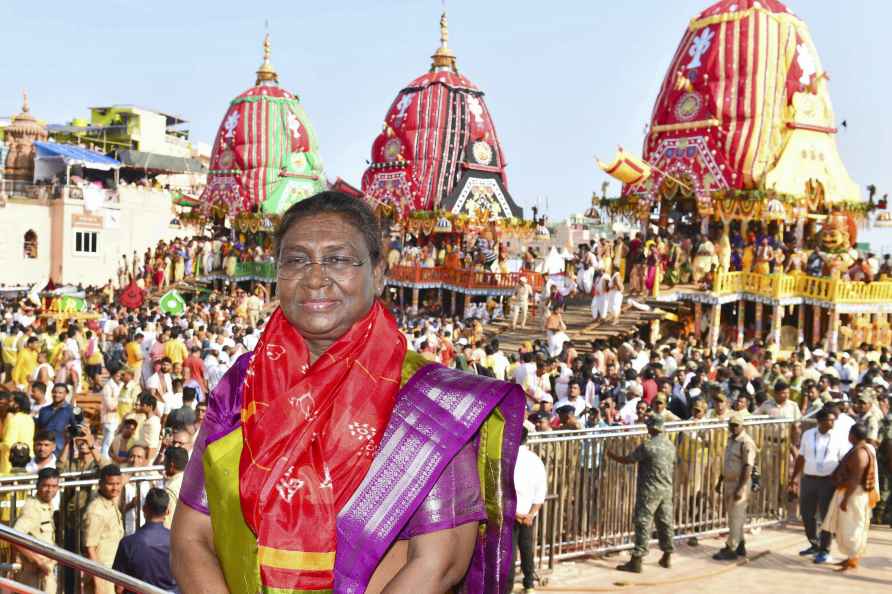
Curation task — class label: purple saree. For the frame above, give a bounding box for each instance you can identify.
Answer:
[180,353,525,594]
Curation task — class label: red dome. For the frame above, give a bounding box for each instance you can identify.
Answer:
[362,13,522,220]
[625,0,859,207]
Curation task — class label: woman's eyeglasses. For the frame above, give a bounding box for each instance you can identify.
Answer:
[277,255,367,280]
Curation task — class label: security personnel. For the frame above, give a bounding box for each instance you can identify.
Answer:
[713,413,757,560]
[607,415,676,573]
[83,465,124,594]
[853,388,883,446]
[14,467,61,594]
[708,392,734,421]
[652,394,681,422]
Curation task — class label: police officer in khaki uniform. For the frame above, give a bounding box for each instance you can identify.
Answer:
[652,394,681,422]
[83,465,125,594]
[13,467,61,593]
[714,412,757,560]
[708,392,733,421]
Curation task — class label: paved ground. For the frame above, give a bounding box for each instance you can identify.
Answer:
[527,525,892,594]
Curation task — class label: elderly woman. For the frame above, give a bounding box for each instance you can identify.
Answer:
[171,192,524,594]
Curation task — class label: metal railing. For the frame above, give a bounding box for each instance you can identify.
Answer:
[0,465,167,594]
[0,523,171,594]
[525,417,793,572]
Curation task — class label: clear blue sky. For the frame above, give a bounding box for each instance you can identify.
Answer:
[1,0,887,221]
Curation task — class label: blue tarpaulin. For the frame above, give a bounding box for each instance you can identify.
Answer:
[34,141,121,170]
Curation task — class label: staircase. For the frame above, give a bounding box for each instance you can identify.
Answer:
[484,295,682,355]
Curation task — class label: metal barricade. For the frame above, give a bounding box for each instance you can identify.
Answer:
[526,417,793,571]
[0,465,165,594]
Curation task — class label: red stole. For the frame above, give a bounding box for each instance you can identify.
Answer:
[239,302,406,590]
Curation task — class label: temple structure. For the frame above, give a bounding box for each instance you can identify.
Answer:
[201,34,325,216]
[597,0,889,356]
[623,0,860,223]
[3,91,48,182]
[362,12,522,220]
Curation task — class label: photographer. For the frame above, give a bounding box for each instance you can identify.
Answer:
[58,421,101,472]
[58,421,100,594]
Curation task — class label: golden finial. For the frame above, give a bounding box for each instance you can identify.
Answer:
[430,11,457,72]
[440,12,449,49]
[22,89,29,113]
[255,32,279,85]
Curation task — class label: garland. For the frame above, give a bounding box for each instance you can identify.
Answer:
[399,210,536,239]
[597,189,873,221]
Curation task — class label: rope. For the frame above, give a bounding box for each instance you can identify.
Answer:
[537,550,771,592]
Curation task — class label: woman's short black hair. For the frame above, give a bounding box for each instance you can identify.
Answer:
[274,191,383,265]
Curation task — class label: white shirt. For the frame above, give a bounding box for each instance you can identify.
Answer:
[513,362,535,387]
[25,454,56,474]
[619,397,641,425]
[800,427,850,477]
[552,364,573,400]
[489,352,510,381]
[514,445,547,515]
[833,412,856,442]
[554,396,587,417]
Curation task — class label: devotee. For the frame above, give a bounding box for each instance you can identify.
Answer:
[510,423,547,594]
[171,192,524,594]
[821,422,880,571]
[36,384,76,457]
[26,431,57,474]
[162,447,188,529]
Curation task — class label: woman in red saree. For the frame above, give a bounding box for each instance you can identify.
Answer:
[171,192,524,594]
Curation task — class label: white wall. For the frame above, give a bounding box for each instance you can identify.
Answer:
[59,186,195,286]
[0,187,196,288]
[0,198,54,286]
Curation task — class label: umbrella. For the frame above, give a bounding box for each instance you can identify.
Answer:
[119,278,144,310]
[159,290,187,316]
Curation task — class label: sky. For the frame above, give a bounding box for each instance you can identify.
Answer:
[1,0,888,222]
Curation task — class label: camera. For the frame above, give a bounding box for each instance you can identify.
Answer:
[67,407,86,438]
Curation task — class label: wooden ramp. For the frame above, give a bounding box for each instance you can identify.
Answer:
[484,296,683,354]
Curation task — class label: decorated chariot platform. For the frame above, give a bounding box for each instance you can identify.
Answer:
[596,0,884,357]
[653,270,892,355]
[386,265,543,297]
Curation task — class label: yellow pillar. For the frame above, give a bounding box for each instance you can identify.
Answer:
[411,287,420,312]
[754,302,764,341]
[736,300,746,348]
[770,304,783,351]
[812,305,822,348]
[694,302,703,345]
[650,319,661,343]
[825,308,839,352]
[709,304,722,354]
[797,304,806,346]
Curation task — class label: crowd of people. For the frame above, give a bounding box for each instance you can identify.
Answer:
[112,234,276,292]
[0,220,891,592]
[0,281,270,593]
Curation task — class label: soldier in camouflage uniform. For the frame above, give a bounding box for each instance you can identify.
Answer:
[607,415,676,573]
[852,388,883,446]
[876,395,892,526]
